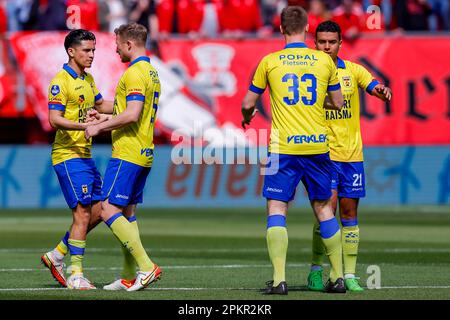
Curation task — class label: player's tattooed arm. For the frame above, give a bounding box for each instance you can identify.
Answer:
[370,84,392,101]
[241,91,260,129]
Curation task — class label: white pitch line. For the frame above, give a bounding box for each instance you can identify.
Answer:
[0,263,310,273]
[381,286,450,289]
[1,286,450,292]
[1,248,450,253]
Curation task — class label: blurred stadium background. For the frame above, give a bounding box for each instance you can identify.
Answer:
[0,0,449,300]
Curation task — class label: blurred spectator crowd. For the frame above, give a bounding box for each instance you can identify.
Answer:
[0,0,449,40]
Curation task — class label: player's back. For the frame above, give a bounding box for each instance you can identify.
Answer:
[253,43,339,155]
[112,57,161,167]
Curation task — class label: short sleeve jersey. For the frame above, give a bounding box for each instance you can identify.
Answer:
[48,63,102,165]
[111,56,161,167]
[250,42,341,155]
[325,58,379,162]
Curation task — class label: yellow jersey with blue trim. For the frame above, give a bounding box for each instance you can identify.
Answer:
[111,56,161,167]
[325,58,379,162]
[249,42,341,155]
[48,63,103,166]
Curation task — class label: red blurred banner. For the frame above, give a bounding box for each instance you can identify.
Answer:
[160,37,450,145]
[6,33,450,145]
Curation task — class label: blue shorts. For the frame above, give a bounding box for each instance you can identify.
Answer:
[53,158,103,209]
[102,158,151,207]
[331,161,366,198]
[262,153,333,202]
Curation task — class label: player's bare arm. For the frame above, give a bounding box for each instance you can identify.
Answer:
[85,100,143,139]
[94,98,114,114]
[370,83,392,101]
[49,109,90,130]
[323,95,342,110]
[327,88,344,110]
[241,91,260,129]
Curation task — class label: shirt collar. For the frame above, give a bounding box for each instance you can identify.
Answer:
[63,63,85,79]
[337,57,346,69]
[129,56,151,68]
[284,42,308,49]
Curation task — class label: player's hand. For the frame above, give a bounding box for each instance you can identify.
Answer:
[85,125,100,140]
[86,114,110,126]
[86,109,100,122]
[376,85,392,101]
[241,108,258,129]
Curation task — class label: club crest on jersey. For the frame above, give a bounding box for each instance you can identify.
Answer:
[51,85,60,96]
[78,95,85,103]
[342,76,352,88]
[82,185,88,194]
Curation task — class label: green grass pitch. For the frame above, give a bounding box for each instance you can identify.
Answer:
[0,206,449,300]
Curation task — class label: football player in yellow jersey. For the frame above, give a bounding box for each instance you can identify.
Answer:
[40,29,113,290]
[85,23,162,292]
[307,21,392,292]
[242,6,346,294]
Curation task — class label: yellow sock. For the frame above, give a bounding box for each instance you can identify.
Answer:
[311,220,325,266]
[56,231,70,256]
[320,217,343,282]
[341,225,359,275]
[266,215,288,286]
[121,217,138,280]
[68,238,86,275]
[106,213,154,272]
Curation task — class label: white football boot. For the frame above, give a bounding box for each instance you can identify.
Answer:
[40,251,66,287]
[66,274,96,290]
[103,278,136,291]
[126,264,162,292]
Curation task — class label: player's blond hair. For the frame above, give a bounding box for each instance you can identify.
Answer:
[114,23,148,46]
[281,6,308,35]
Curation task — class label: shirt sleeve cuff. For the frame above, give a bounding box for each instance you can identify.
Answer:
[48,103,65,111]
[327,83,341,91]
[126,94,145,102]
[249,84,265,94]
[366,80,380,94]
[94,93,103,102]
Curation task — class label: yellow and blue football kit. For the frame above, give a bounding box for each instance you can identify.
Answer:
[250,42,340,156]
[310,58,380,283]
[251,43,345,286]
[101,56,161,276]
[327,57,379,198]
[48,63,103,209]
[249,42,340,202]
[47,63,104,278]
[49,63,102,166]
[102,56,161,207]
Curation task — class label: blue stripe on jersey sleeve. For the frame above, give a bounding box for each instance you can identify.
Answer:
[366,80,380,93]
[126,94,145,102]
[94,93,103,102]
[327,83,341,91]
[249,84,265,94]
[48,103,66,111]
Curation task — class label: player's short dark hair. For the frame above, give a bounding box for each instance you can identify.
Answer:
[64,29,96,52]
[281,6,308,35]
[114,23,148,46]
[316,21,342,40]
